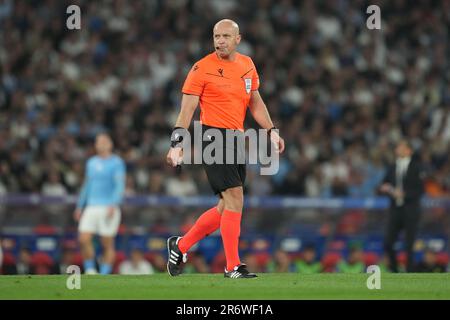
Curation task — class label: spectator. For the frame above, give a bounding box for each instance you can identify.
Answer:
[0,1,448,198]
[165,171,198,197]
[16,248,34,275]
[267,249,292,273]
[336,246,365,273]
[118,248,154,275]
[380,140,424,272]
[377,253,392,273]
[41,172,67,196]
[415,249,446,273]
[182,252,209,274]
[295,245,322,274]
[146,252,167,273]
[55,249,76,274]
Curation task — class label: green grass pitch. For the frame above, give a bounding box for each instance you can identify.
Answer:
[0,273,449,300]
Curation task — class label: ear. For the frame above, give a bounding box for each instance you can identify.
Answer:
[236,34,241,44]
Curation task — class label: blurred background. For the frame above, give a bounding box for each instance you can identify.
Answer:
[0,0,449,275]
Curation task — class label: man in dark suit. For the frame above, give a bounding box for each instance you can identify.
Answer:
[380,140,424,272]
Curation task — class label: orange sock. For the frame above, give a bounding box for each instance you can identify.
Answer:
[178,207,221,254]
[220,209,242,271]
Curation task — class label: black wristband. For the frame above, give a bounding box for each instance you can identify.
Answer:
[170,127,188,148]
[267,126,277,136]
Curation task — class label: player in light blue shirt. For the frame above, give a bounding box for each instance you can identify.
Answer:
[74,133,126,275]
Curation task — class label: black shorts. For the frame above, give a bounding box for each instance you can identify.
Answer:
[201,125,246,195]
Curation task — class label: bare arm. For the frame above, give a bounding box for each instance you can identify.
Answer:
[248,90,274,130]
[174,94,200,129]
[249,90,285,153]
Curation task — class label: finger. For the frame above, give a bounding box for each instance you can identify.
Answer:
[167,156,175,167]
[273,139,282,153]
[169,157,178,167]
[271,138,279,150]
[278,140,285,153]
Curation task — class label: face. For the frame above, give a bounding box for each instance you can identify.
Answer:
[131,250,143,263]
[424,251,436,265]
[213,21,241,59]
[303,249,316,263]
[395,141,412,158]
[349,249,362,263]
[95,134,113,155]
[275,250,289,263]
[20,250,31,263]
[62,251,74,263]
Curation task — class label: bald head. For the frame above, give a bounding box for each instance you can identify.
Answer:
[213,19,240,35]
[213,19,241,60]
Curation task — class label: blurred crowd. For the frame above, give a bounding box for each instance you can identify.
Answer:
[1,0,450,198]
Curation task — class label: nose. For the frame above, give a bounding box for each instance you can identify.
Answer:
[216,36,225,44]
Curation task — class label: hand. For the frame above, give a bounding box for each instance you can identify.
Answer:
[166,147,183,167]
[106,206,115,219]
[393,188,404,200]
[73,208,82,222]
[380,183,394,194]
[269,130,285,154]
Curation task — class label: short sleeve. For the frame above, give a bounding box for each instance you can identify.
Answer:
[182,63,205,96]
[251,60,260,91]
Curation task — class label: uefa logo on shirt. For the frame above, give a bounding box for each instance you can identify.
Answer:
[244,78,252,94]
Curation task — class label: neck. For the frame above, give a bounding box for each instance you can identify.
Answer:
[216,51,236,61]
[98,152,111,158]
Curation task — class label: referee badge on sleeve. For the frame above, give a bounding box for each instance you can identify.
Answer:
[244,78,252,94]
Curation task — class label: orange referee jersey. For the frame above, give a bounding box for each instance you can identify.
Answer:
[182,52,259,130]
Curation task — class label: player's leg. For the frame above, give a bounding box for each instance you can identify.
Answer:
[220,186,243,269]
[99,236,115,275]
[98,206,121,275]
[220,185,256,278]
[177,198,224,254]
[167,199,224,276]
[79,232,97,274]
[78,207,99,274]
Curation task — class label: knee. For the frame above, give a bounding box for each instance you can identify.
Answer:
[79,233,92,246]
[103,244,115,252]
[216,199,225,214]
[101,239,115,252]
[222,187,243,212]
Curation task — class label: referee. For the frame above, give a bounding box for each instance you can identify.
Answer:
[166,19,285,278]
